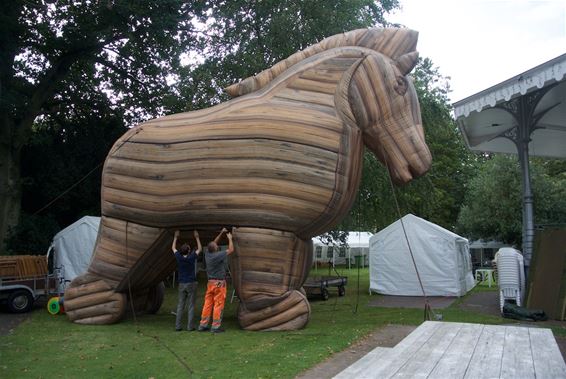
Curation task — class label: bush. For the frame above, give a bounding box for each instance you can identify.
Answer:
[5,213,60,255]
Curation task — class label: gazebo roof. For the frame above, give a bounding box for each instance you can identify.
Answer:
[453,53,566,158]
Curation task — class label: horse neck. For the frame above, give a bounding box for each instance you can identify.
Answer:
[261,47,377,125]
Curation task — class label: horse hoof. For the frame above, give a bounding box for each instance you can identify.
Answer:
[64,273,126,325]
[237,290,311,331]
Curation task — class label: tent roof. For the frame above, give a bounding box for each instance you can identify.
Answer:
[453,53,566,158]
[312,231,373,247]
[370,214,467,244]
[52,216,100,242]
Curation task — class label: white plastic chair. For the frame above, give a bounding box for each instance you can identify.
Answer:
[497,248,525,312]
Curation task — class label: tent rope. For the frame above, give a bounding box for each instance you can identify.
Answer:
[124,222,194,376]
[32,126,144,215]
[384,162,435,321]
[353,193,362,314]
[33,123,193,374]
[32,162,104,216]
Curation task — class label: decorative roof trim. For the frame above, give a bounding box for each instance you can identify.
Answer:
[453,53,566,118]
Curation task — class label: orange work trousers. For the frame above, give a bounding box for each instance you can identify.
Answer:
[199,280,227,330]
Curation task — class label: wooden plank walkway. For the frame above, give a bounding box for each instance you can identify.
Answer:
[333,321,566,379]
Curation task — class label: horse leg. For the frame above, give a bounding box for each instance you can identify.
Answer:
[64,216,166,324]
[231,227,313,331]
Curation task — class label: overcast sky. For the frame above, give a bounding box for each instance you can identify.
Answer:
[388,0,566,103]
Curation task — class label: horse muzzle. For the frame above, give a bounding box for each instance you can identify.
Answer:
[364,122,432,185]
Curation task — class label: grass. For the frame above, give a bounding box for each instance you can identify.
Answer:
[0,267,535,378]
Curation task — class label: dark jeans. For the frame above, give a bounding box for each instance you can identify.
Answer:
[175,281,198,330]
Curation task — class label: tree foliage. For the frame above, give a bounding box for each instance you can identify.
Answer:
[457,155,566,245]
[175,0,399,111]
[1,0,207,251]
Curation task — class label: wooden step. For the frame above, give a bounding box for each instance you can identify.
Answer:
[333,347,391,379]
[333,321,566,379]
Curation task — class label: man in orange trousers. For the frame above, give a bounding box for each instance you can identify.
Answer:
[198,228,234,333]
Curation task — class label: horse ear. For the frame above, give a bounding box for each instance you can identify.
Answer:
[395,51,419,75]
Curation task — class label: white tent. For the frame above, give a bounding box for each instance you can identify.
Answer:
[47,216,100,292]
[369,214,475,297]
[312,232,372,267]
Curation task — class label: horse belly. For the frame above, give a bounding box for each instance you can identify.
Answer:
[102,135,340,234]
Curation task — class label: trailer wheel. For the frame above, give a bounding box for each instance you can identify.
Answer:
[8,290,34,313]
[338,286,346,297]
[146,282,165,314]
[321,288,329,301]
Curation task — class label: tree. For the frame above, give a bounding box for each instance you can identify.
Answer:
[6,109,126,253]
[0,1,206,250]
[175,0,400,112]
[457,155,566,245]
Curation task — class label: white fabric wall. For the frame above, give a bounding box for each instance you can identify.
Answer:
[369,214,475,297]
[51,216,100,292]
[312,232,372,266]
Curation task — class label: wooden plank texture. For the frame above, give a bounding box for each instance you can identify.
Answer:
[333,347,392,379]
[500,326,536,378]
[335,322,566,379]
[391,322,463,378]
[64,27,432,328]
[356,321,442,378]
[428,323,483,378]
[529,327,566,378]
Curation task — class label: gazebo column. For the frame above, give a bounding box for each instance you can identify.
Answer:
[516,127,534,270]
[501,121,534,274]
[498,86,556,274]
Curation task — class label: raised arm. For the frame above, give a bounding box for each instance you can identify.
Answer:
[171,230,180,254]
[194,230,202,255]
[226,232,234,255]
[213,227,228,245]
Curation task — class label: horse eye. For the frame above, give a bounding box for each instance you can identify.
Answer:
[394,76,408,95]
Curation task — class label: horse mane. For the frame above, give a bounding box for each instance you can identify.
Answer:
[224,28,418,98]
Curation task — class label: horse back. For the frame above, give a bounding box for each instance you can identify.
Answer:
[101,52,365,238]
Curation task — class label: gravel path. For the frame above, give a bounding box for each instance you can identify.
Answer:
[0,300,46,337]
[0,308,32,336]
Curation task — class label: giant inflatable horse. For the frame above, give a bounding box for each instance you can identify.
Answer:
[64,28,432,330]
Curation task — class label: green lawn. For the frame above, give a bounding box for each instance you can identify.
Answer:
[0,268,516,378]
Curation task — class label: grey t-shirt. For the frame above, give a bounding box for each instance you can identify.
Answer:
[205,249,228,279]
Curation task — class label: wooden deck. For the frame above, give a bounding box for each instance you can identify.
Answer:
[334,321,566,379]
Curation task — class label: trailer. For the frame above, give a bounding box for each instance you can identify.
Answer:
[0,255,60,313]
[304,275,348,300]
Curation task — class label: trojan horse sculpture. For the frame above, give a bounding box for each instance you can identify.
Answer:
[64,28,432,330]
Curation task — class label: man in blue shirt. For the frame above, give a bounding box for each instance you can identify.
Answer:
[172,230,202,331]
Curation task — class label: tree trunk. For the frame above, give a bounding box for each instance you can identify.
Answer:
[0,117,23,253]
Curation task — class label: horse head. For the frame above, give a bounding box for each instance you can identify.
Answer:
[347,49,432,184]
[225,27,432,185]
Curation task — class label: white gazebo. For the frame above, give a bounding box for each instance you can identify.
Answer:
[454,53,566,272]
